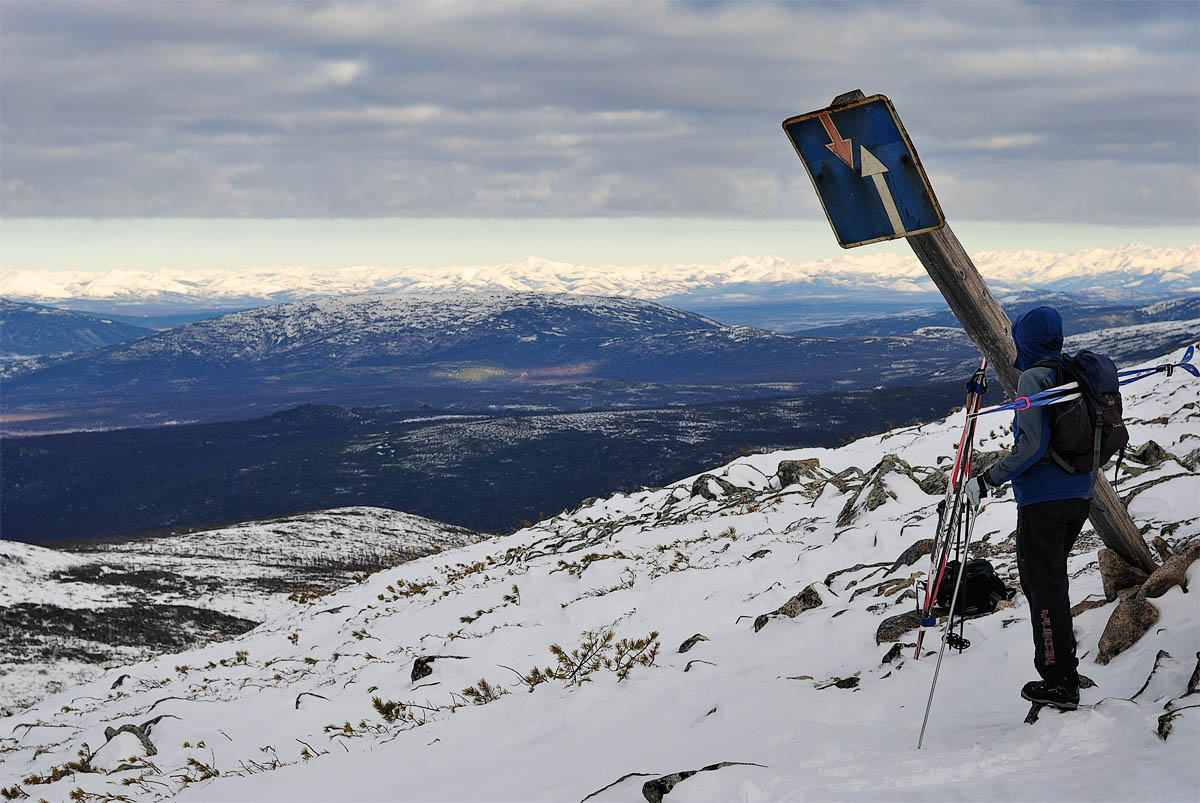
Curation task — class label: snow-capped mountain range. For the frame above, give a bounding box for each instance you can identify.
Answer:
[2,347,1196,801]
[2,243,1196,308]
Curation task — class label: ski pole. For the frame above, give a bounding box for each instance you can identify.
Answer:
[917,503,983,749]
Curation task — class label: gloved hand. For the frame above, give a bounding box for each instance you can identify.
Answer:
[964,474,989,511]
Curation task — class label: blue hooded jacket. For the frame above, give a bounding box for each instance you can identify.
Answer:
[984,306,1093,506]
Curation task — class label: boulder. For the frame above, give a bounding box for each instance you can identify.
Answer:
[916,468,948,496]
[875,610,922,644]
[753,584,824,633]
[690,474,740,501]
[1142,540,1200,599]
[776,459,821,488]
[1129,440,1169,466]
[1098,548,1149,602]
[1097,590,1160,665]
[889,538,935,573]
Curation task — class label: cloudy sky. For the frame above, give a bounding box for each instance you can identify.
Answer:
[1,1,1197,270]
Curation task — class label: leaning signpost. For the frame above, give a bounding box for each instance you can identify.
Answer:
[782,89,1156,575]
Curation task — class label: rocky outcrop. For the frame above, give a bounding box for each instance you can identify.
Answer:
[754,584,824,633]
[837,455,917,528]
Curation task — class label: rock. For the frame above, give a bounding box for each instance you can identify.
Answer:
[745,549,771,561]
[1078,674,1097,689]
[823,561,890,587]
[882,642,915,664]
[677,634,709,653]
[1097,590,1160,664]
[411,656,434,682]
[1152,536,1174,562]
[833,676,859,689]
[1070,598,1108,616]
[1129,440,1169,466]
[776,584,823,617]
[916,468,948,496]
[690,474,740,501]
[1098,548,1149,602]
[1130,649,1181,703]
[836,454,917,527]
[889,538,935,574]
[1142,541,1200,599]
[825,467,863,494]
[642,762,763,803]
[875,610,922,644]
[753,584,824,633]
[92,718,168,773]
[776,459,821,488]
[410,654,468,683]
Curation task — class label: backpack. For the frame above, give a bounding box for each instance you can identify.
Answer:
[1037,350,1130,479]
[934,558,1011,617]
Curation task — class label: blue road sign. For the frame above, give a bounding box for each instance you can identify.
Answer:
[783,94,945,248]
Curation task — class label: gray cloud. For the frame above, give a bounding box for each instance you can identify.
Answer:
[1,1,1197,223]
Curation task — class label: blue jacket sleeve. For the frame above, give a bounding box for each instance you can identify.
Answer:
[984,367,1054,486]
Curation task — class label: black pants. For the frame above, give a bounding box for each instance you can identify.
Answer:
[1015,498,1091,683]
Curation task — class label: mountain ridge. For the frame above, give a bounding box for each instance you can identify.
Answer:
[3,243,1196,309]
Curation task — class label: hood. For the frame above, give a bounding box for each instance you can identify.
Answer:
[1012,306,1063,370]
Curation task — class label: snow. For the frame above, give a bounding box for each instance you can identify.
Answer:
[1,349,1197,801]
[1,244,1197,306]
[0,508,482,715]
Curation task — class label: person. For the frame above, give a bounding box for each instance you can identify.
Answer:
[965,306,1090,710]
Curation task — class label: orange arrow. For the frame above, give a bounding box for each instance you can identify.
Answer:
[819,113,853,168]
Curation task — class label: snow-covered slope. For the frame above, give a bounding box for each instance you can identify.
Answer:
[0,508,482,715]
[3,244,1196,307]
[2,349,1197,801]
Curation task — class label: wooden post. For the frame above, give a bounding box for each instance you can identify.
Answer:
[908,226,1157,574]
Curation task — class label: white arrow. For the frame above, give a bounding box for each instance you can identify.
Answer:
[859,145,906,236]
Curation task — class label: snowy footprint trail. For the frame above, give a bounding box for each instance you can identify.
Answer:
[2,347,1197,802]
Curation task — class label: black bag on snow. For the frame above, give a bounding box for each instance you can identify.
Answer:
[1037,350,1129,476]
[935,558,1011,617]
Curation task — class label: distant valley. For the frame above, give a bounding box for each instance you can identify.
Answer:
[1,282,1196,546]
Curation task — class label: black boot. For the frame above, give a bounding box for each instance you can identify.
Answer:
[1021,677,1080,710]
